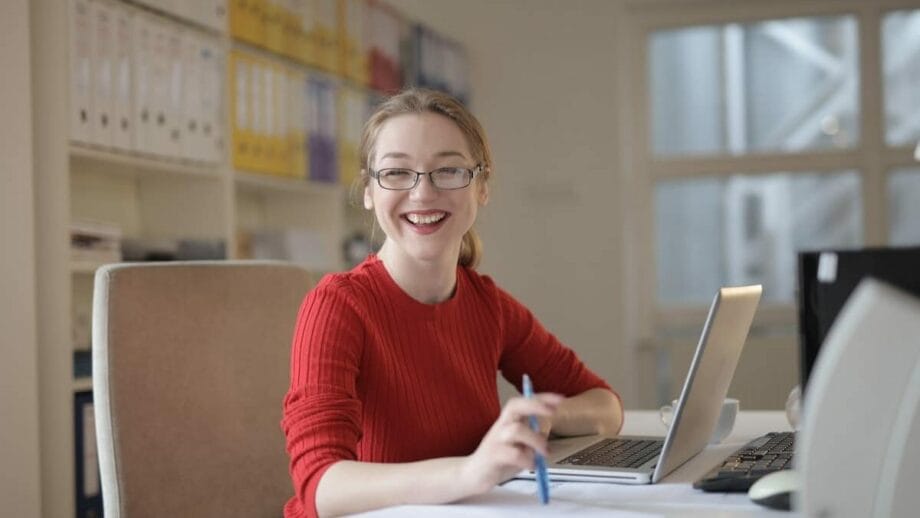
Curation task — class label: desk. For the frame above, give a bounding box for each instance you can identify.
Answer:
[356,410,795,517]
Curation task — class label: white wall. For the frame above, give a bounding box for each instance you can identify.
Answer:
[0,0,42,515]
[388,1,630,402]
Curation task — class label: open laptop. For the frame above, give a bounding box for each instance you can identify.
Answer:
[530,284,762,484]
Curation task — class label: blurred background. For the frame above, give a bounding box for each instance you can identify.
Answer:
[3,0,920,515]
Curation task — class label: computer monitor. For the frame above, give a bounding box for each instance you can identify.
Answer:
[797,246,920,394]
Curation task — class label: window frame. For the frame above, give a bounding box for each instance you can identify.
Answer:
[615,0,920,400]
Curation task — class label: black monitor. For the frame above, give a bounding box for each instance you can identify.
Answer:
[797,246,920,393]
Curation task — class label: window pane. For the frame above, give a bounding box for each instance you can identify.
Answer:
[650,16,859,157]
[655,171,863,304]
[888,168,920,245]
[883,10,920,147]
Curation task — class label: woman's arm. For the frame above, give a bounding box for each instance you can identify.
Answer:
[313,393,562,517]
[548,387,624,437]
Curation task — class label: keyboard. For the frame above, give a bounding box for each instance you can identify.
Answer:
[559,438,663,469]
[694,431,795,492]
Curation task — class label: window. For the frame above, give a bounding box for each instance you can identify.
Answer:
[655,171,862,304]
[888,168,920,246]
[650,17,859,157]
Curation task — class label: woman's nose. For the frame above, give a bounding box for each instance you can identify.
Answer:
[409,173,438,200]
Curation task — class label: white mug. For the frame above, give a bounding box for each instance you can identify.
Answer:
[659,397,740,444]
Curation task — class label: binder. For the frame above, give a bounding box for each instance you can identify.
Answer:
[181,32,204,161]
[250,56,267,171]
[74,391,102,518]
[313,0,338,73]
[111,3,134,151]
[265,0,285,55]
[308,76,338,183]
[147,16,171,156]
[70,0,94,144]
[163,26,185,158]
[200,37,225,164]
[367,0,402,93]
[338,0,367,84]
[190,0,228,34]
[90,0,116,148]
[287,68,307,179]
[131,12,155,154]
[230,51,254,170]
[291,0,316,66]
[272,62,289,175]
[337,86,364,189]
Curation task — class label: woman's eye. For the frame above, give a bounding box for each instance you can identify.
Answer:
[383,169,412,177]
[436,168,463,176]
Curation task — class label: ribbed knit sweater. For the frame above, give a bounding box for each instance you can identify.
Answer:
[281,255,612,518]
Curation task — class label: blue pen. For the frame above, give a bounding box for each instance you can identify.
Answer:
[522,374,550,505]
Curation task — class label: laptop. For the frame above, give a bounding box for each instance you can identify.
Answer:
[530,284,762,484]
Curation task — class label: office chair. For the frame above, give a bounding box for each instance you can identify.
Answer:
[92,261,313,518]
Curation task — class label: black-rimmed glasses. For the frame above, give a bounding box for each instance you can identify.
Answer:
[369,165,483,191]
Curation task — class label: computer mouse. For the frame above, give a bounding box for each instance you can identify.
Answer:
[748,469,799,511]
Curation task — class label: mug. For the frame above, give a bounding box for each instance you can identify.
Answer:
[659,397,740,444]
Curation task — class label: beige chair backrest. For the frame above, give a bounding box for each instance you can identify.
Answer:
[92,261,313,518]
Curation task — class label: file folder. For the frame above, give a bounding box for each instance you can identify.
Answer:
[308,76,338,183]
[337,86,365,188]
[112,4,134,151]
[131,12,155,154]
[313,0,339,73]
[90,0,116,148]
[148,17,171,156]
[70,0,94,144]
[163,26,185,158]
[181,32,204,161]
[288,68,307,179]
[200,37,225,164]
[230,51,254,170]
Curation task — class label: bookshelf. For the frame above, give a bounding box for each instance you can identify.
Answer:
[30,0,470,515]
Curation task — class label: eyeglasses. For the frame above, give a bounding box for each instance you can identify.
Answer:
[369,165,483,191]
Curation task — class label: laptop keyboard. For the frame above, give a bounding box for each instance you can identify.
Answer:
[559,438,664,469]
[694,431,795,492]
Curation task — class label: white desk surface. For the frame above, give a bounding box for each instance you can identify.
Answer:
[355,410,796,517]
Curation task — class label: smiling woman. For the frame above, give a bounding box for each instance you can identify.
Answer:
[280,88,624,518]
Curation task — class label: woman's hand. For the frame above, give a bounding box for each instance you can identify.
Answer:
[459,393,563,495]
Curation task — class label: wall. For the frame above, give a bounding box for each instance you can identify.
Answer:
[0,0,42,515]
[387,0,630,402]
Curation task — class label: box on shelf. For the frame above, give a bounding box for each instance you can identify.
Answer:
[240,228,335,272]
[70,219,122,264]
[121,237,227,262]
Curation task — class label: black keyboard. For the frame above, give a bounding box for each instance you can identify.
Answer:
[694,431,795,492]
[559,438,663,469]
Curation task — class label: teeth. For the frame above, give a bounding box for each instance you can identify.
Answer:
[407,212,446,225]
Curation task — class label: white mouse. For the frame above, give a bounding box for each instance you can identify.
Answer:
[748,469,799,511]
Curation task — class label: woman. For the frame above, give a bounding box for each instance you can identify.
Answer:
[282,88,623,517]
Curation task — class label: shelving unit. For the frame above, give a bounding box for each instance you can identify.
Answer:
[30,0,470,515]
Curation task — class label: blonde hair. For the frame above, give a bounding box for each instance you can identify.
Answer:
[359,88,492,269]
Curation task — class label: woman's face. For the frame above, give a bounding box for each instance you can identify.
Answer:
[364,112,488,266]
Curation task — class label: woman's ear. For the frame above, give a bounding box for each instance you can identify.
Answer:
[478,181,490,206]
[363,184,374,210]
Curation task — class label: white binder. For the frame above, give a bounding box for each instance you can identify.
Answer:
[193,0,227,34]
[111,4,134,151]
[180,32,203,161]
[163,26,185,158]
[90,0,115,148]
[200,37,224,163]
[70,0,94,144]
[131,12,154,154]
[148,16,171,156]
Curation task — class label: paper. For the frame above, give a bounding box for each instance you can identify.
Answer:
[351,485,660,517]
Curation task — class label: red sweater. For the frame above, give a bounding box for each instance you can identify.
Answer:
[281,255,613,517]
